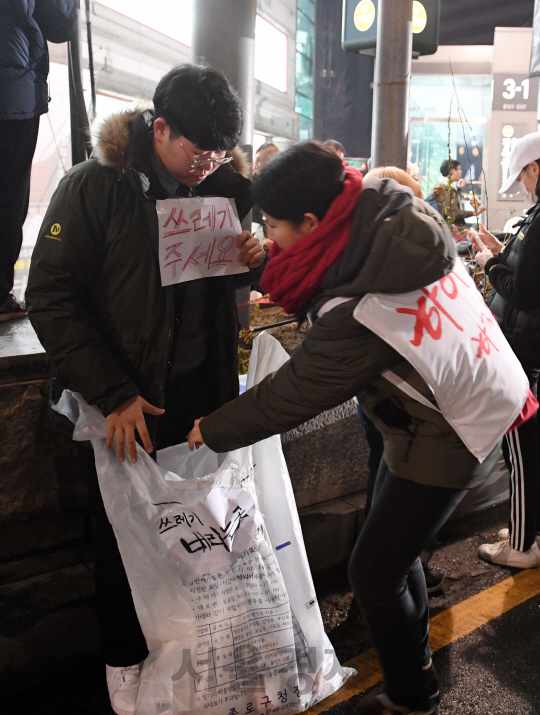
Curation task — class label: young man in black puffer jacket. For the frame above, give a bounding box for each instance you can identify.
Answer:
[27,64,265,715]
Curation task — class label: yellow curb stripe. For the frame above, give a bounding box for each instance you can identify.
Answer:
[307,568,540,714]
[307,651,383,715]
[428,567,540,650]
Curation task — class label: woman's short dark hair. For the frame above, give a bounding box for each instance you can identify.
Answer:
[324,139,345,155]
[256,142,279,154]
[153,64,242,151]
[254,141,346,224]
[440,159,461,177]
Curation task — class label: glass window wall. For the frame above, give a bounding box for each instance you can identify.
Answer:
[410,75,492,215]
[295,0,315,140]
[97,0,192,45]
[254,15,288,92]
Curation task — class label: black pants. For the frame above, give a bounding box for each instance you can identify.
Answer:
[357,405,438,560]
[81,445,148,667]
[348,460,466,710]
[156,358,222,450]
[0,117,40,304]
[503,364,540,551]
[356,405,384,514]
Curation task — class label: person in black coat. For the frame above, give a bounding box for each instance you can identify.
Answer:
[27,64,265,715]
[0,0,76,320]
[473,132,540,569]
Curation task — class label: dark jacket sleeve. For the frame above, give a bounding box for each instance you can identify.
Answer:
[231,170,263,288]
[485,218,540,312]
[234,254,267,289]
[200,301,402,452]
[26,165,140,416]
[203,164,254,223]
[34,0,77,43]
[232,173,254,223]
[455,209,475,222]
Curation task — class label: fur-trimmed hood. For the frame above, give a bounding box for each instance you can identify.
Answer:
[94,107,251,178]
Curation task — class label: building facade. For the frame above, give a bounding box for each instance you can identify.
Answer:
[17,0,310,300]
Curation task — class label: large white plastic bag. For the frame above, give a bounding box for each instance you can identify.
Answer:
[54,332,353,714]
[245,334,353,703]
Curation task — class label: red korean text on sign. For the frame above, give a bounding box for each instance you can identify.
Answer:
[190,206,216,232]
[163,207,190,236]
[396,273,465,347]
[164,242,184,279]
[169,235,236,275]
[216,203,235,230]
[471,312,500,358]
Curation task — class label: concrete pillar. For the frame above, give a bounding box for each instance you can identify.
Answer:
[371,0,413,169]
[191,0,257,328]
[485,28,539,230]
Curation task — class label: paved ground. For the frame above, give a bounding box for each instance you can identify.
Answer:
[3,502,540,715]
[329,595,540,715]
[436,596,540,715]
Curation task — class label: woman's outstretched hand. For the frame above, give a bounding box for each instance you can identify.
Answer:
[187,418,205,451]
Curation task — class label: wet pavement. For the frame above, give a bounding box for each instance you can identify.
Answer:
[328,595,540,715]
[0,317,43,361]
[3,502,540,715]
[316,502,520,665]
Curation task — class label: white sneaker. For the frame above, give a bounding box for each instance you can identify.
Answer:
[478,539,540,568]
[496,529,540,546]
[106,664,141,715]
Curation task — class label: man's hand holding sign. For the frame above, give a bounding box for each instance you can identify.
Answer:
[236,229,265,268]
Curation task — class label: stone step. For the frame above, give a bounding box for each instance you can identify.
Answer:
[0,544,92,586]
[283,411,370,510]
[0,512,86,561]
[0,563,98,696]
[299,492,367,574]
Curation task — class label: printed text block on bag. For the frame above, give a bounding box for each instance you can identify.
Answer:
[157,197,249,286]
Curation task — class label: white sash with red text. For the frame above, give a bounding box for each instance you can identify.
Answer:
[352,259,529,462]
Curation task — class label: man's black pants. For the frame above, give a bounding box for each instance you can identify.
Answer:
[81,445,148,667]
[84,361,219,665]
[0,117,40,304]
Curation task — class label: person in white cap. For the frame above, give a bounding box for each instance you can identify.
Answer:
[472,131,540,568]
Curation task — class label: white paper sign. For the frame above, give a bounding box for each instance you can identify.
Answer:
[353,259,529,462]
[157,197,249,286]
[155,482,258,582]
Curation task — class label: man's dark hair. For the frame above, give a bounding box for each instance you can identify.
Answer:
[440,159,461,177]
[153,64,242,151]
[256,142,278,154]
[324,139,346,155]
[254,141,346,224]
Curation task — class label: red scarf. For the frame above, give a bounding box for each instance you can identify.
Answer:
[260,167,364,315]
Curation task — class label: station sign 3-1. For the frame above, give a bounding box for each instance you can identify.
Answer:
[492,74,539,112]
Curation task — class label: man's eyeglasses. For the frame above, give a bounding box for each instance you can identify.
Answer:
[178,140,234,172]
